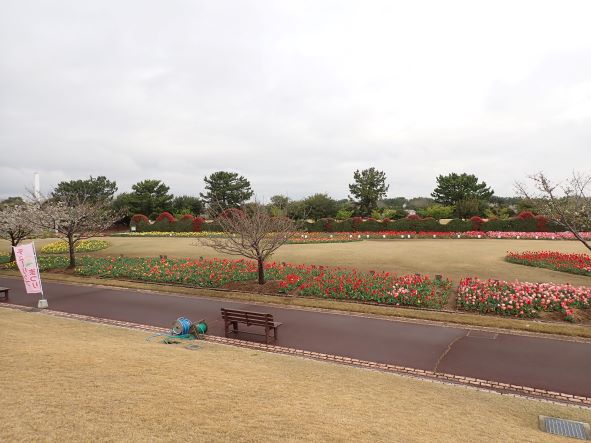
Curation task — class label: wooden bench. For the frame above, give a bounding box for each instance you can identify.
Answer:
[0,287,9,301]
[221,308,282,344]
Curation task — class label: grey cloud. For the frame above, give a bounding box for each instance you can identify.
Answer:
[1,1,590,200]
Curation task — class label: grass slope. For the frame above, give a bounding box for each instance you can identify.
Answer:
[1,308,589,442]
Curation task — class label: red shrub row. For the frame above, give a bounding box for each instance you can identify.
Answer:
[131,212,206,232]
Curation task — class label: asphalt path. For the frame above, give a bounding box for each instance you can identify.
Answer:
[2,276,590,397]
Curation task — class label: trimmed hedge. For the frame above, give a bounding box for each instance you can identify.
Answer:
[305,217,444,232]
[155,212,175,223]
[131,214,149,225]
[130,211,562,234]
[132,211,218,233]
[136,218,222,233]
[444,218,472,232]
[304,214,561,233]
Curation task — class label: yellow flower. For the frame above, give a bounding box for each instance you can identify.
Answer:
[40,240,110,254]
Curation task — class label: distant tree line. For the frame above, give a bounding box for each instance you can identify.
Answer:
[1,170,589,259]
[0,169,542,224]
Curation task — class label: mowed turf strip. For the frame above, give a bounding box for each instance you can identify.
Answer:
[4,236,591,285]
[1,308,590,442]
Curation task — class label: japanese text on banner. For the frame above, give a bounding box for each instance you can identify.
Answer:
[13,243,43,294]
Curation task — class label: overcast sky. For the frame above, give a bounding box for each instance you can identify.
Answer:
[1,1,590,201]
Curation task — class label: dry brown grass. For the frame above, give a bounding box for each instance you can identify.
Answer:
[1,308,590,442]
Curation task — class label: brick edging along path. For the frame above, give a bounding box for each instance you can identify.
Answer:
[2,302,590,409]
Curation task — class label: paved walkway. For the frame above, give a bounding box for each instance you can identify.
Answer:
[2,276,591,398]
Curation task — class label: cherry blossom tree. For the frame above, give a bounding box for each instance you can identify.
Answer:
[28,195,120,268]
[0,204,38,261]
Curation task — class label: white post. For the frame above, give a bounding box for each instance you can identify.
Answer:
[34,173,41,199]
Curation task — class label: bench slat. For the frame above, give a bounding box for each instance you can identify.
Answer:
[222,313,272,320]
[222,310,274,320]
[221,309,272,316]
[224,318,269,326]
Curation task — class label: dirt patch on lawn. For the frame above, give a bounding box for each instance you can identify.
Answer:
[220,280,286,295]
[444,285,458,311]
[573,309,591,324]
[538,309,591,325]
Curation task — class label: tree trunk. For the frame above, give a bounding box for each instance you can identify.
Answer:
[257,258,265,285]
[67,235,76,269]
[9,242,16,262]
[9,233,16,262]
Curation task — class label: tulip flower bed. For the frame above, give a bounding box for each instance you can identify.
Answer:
[111,230,591,241]
[77,257,449,308]
[278,268,450,308]
[314,230,591,240]
[483,231,591,240]
[112,231,360,243]
[506,251,591,276]
[1,255,449,309]
[457,277,591,321]
[1,255,70,271]
[40,240,110,254]
[112,231,224,238]
[343,231,591,240]
[75,256,277,287]
[112,231,591,244]
[288,233,360,243]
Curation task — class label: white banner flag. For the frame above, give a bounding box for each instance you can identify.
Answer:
[13,242,44,294]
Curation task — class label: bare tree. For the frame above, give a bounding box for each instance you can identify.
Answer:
[27,195,120,268]
[0,204,38,261]
[199,202,296,284]
[516,171,591,252]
